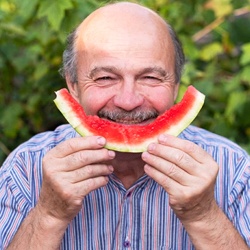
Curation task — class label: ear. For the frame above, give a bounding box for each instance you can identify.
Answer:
[173,83,180,101]
[65,74,80,101]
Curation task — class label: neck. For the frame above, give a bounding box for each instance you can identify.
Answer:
[110,152,145,189]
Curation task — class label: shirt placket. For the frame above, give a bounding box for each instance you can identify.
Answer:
[118,190,133,249]
[110,175,150,250]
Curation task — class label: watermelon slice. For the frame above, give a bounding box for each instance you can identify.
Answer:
[54,85,205,152]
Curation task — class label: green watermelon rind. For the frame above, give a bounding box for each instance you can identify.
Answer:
[54,86,205,152]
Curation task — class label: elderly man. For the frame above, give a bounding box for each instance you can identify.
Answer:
[1,2,249,249]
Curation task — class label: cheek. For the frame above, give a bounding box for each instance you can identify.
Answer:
[144,88,177,115]
[79,88,114,115]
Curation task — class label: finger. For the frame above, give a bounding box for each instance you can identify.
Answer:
[142,150,191,185]
[73,175,110,198]
[157,135,218,176]
[50,136,107,157]
[144,164,182,195]
[66,164,114,183]
[158,134,213,164]
[144,142,200,176]
[64,148,115,171]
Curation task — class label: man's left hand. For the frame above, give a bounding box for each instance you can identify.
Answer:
[142,134,219,223]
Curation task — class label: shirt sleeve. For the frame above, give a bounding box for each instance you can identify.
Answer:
[228,153,250,246]
[0,154,32,249]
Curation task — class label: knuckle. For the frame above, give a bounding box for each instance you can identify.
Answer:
[42,158,56,176]
[84,178,95,191]
[83,165,94,176]
[76,149,109,166]
[60,186,74,201]
[83,177,108,193]
[167,163,178,177]
[99,148,111,161]
[173,152,185,163]
[184,141,197,155]
[66,139,77,152]
[181,190,192,203]
[77,151,91,165]
[161,176,171,189]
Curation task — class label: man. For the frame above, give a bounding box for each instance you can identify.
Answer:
[0,2,249,249]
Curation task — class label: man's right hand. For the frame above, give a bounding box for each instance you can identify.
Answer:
[37,136,115,224]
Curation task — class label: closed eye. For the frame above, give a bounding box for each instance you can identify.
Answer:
[94,76,119,86]
[141,75,162,84]
[96,76,113,81]
[144,76,159,80]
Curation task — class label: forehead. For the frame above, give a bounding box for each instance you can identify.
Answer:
[76,3,173,50]
[74,3,175,71]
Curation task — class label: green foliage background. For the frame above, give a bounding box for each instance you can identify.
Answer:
[1,0,250,164]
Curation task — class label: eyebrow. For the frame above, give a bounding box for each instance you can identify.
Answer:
[136,67,168,78]
[89,66,118,78]
[88,66,169,78]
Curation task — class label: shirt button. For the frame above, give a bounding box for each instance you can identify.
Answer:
[123,240,131,247]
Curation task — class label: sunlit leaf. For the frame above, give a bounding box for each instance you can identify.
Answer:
[240,43,250,66]
[33,62,49,81]
[199,42,223,61]
[0,23,26,36]
[14,0,38,21]
[0,103,24,138]
[240,65,250,86]
[225,92,247,121]
[205,0,233,17]
[37,0,73,30]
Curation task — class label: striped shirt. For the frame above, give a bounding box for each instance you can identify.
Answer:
[0,124,249,249]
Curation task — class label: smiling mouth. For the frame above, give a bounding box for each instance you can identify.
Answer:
[106,117,154,125]
[98,109,159,125]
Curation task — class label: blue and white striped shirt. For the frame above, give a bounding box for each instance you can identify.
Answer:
[0,124,249,249]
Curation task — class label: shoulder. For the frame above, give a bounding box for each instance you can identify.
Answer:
[181,125,250,203]
[27,124,77,146]
[180,125,249,157]
[181,125,249,191]
[1,124,77,171]
[180,125,249,180]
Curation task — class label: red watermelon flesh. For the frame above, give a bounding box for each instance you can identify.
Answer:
[54,85,205,152]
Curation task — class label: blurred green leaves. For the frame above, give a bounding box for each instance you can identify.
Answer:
[37,0,74,31]
[240,43,250,66]
[1,0,250,164]
[0,0,99,163]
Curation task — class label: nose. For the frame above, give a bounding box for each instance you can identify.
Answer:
[113,81,144,111]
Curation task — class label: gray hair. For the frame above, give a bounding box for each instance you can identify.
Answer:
[59,19,185,84]
[167,23,186,83]
[59,29,78,83]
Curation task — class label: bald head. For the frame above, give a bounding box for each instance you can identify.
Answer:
[78,2,160,29]
[77,2,167,39]
[76,2,172,51]
[60,1,185,84]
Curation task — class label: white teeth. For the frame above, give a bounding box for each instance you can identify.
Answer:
[112,119,142,124]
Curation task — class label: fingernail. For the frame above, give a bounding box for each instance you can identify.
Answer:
[158,134,167,143]
[147,143,156,152]
[142,151,149,160]
[97,136,106,146]
[108,165,114,172]
[108,150,115,158]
